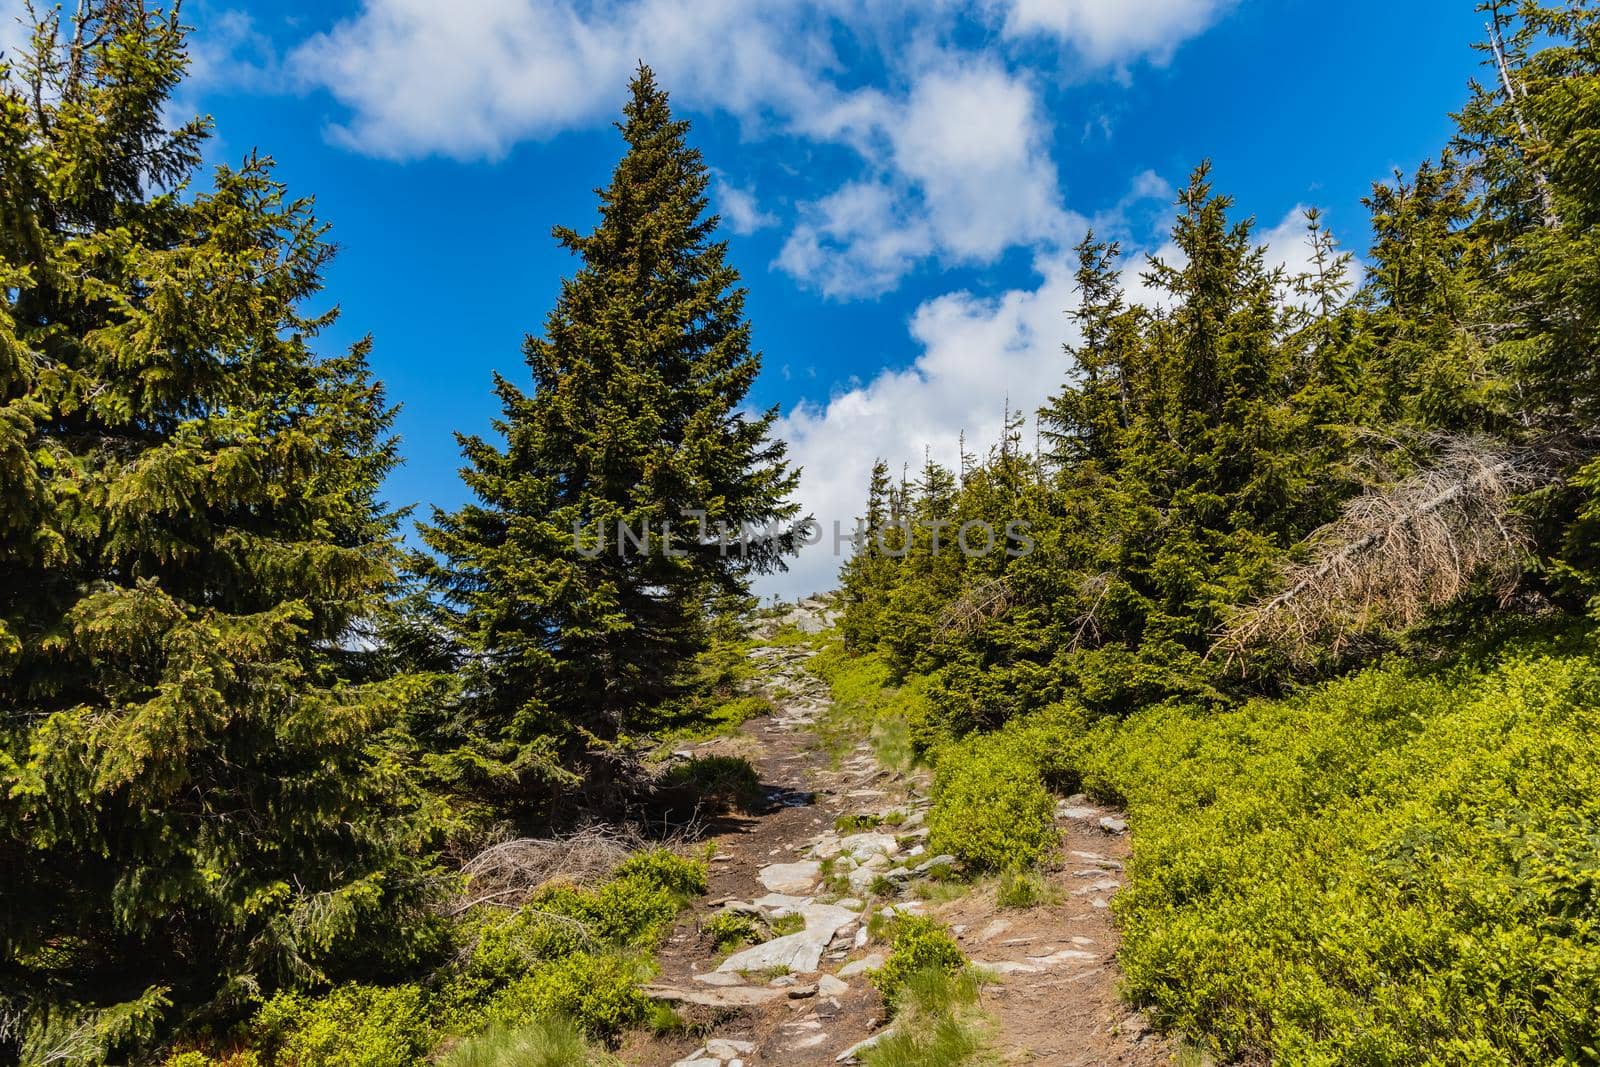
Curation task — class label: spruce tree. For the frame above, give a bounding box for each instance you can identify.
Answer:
[420,66,799,811]
[0,4,432,1057]
[1041,233,1138,468]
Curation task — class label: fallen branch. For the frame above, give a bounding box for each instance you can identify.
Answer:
[1221,435,1546,664]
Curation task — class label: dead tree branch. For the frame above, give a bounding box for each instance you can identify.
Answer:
[1221,435,1546,665]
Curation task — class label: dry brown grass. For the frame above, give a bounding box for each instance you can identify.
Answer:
[450,826,645,914]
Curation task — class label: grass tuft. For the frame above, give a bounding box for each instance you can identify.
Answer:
[440,1017,620,1067]
[860,968,989,1067]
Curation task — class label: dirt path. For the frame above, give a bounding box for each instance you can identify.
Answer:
[620,606,1173,1066]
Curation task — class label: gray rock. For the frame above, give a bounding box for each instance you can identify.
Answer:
[706,1039,755,1057]
[646,984,786,1008]
[717,903,858,975]
[1026,948,1098,966]
[913,854,957,874]
[1098,815,1129,834]
[758,861,821,895]
[751,892,812,916]
[837,952,884,977]
[817,974,849,996]
[972,959,1038,975]
[836,1031,892,1063]
[692,971,748,986]
[838,831,898,860]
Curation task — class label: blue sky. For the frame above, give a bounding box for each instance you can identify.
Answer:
[11,0,1491,597]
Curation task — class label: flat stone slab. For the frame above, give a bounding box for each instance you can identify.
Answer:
[1026,948,1099,966]
[759,861,821,895]
[707,1038,756,1057]
[718,904,858,975]
[691,971,748,986]
[646,983,786,1008]
[751,892,813,915]
[972,959,1038,975]
[837,952,884,977]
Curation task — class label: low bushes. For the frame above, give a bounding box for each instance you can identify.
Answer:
[926,727,1057,871]
[177,849,705,1065]
[701,911,760,951]
[253,984,433,1067]
[1081,645,1600,1064]
[870,914,968,1011]
[478,954,650,1036]
[810,641,932,770]
[994,868,1058,909]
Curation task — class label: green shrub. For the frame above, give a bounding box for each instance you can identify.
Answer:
[484,953,649,1038]
[439,1017,619,1067]
[870,915,967,1012]
[443,849,704,1031]
[702,911,759,951]
[161,1054,260,1067]
[254,984,433,1067]
[811,644,933,767]
[464,907,592,989]
[1081,647,1600,1064]
[502,849,704,953]
[711,694,773,729]
[659,755,764,811]
[927,731,1057,871]
[609,849,708,898]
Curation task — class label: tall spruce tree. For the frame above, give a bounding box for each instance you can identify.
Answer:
[0,4,432,1059]
[420,66,799,812]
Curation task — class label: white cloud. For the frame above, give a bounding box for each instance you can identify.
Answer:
[287,0,1237,163]
[715,178,778,235]
[288,0,840,160]
[776,60,1069,297]
[775,179,936,298]
[186,10,280,92]
[0,9,28,66]
[763,248,1081,598]
[283,0,1240,295]
[1001,0,1237,66]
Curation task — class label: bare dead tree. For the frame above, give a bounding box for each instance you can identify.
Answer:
[1485,4,1561,230]
[1221,435,1546,665]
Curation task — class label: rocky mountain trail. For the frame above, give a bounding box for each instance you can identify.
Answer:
[620,607,1173,1066]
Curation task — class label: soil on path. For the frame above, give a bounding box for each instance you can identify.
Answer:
[619,603,1174,1066]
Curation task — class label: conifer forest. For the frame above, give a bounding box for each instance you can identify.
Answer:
[2,2,1600,1064]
